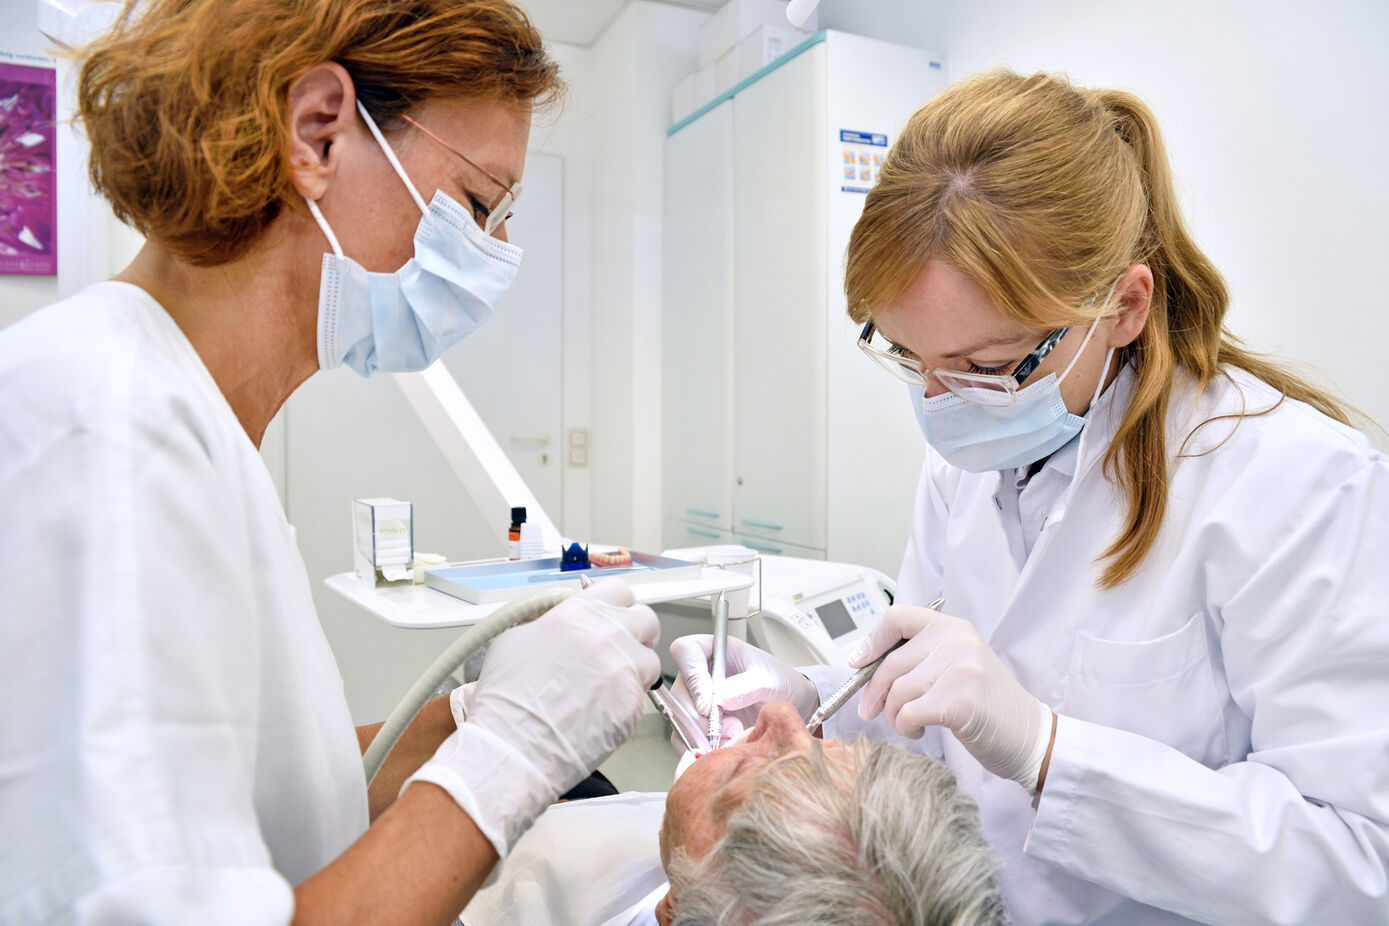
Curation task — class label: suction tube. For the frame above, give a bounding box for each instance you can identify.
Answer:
[363,587,576,786]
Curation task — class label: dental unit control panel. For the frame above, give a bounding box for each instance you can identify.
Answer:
[751,557,894,667]
[653,548,896,671]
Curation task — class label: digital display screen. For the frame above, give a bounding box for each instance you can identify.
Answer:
[815,598,857,639]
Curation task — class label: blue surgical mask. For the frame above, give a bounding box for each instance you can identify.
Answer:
[913,316,1113,473]
[307,101,522,376]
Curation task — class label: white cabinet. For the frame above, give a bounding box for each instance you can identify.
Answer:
[662,31,946,577]
[662,100,735,535]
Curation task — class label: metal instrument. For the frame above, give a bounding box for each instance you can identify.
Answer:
[707,593,729,747]
[804,596,944,736]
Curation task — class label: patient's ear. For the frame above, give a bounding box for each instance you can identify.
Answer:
[655,891,675,925]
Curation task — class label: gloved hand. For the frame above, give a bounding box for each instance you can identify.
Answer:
[668,635,819,745]
[406,579,660,856]
[852,604,1053,791]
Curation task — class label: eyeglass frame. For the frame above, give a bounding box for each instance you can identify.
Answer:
[399,113,522,236]
[857,321,1071,405]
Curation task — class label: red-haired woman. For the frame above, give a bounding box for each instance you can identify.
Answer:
[0,2,659,922]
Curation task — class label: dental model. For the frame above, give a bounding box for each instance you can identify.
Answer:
[590,547,633,568]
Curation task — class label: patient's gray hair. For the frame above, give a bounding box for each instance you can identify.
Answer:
[666,738,1008,926]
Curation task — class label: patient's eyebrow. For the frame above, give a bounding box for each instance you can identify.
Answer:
[710,785,748,826]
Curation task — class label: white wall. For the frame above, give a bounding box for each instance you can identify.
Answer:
[851,0,1389,435]
[583,1,707,550]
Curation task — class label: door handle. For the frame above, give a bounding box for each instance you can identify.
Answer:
[686,507,720,519]
[685,526,722,539]
[510,432,551,445]
[740,518,783,532]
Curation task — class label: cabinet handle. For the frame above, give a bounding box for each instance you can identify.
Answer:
[740,518,783,531]
[685,526,722,539]
[686,508,720,519]
[741,538,783,554]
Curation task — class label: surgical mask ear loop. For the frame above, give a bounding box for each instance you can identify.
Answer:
[304,99,432,259]
[305,199,345,257]
[355,99,429,215]
[1054,278,1121,386]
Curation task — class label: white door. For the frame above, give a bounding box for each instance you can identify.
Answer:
[443,153,564,520]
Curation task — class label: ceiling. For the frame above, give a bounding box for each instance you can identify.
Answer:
[517,0,725,47]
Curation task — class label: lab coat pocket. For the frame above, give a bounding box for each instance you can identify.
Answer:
[1061,611,1225,766]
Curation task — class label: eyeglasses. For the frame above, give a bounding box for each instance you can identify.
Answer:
[857,322,1070,407]
[400,113,522,236]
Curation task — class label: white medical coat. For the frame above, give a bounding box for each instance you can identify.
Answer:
[0,283,368,923]
[812,364,1389,925]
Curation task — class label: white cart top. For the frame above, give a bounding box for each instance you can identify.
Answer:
[325,564,756,630]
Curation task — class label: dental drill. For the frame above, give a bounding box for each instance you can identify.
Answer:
[804,597,945,736]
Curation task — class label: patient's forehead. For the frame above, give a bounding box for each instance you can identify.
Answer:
[658,738,850,867]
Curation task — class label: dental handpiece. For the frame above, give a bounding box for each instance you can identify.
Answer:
[805,597,944,736]
[707,594,729,747]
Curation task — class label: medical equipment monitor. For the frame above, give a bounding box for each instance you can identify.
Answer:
[814,598,856,639]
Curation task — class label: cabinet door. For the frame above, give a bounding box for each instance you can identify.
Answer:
[663,518,733,553]
[662,100,735,531]
[732,44,828,550]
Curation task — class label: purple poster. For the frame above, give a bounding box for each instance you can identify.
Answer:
[0,60,57,276]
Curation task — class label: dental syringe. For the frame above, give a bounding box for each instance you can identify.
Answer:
[804,597,944,736]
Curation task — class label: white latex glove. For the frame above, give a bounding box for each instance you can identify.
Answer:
[406,579,660,856]
[668,635,819,746]
[852,604,1054,792]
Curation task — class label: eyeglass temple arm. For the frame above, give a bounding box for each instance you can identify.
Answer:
[1010,327,1069,385]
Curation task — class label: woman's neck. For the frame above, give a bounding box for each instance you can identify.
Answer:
[113,223,321,448]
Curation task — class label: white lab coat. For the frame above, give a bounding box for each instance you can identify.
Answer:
[0,283,368,923]
[812,363,1389,925]
[462,792,669,926]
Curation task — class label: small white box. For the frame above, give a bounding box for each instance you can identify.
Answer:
[694,60,718,108]
[672,71,697,123]
[353,497,413,584]
[737,23,807,81]
[715,46,740,95]
[698,0,807,68]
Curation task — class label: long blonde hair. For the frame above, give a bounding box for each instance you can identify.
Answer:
[845,69,1352,589]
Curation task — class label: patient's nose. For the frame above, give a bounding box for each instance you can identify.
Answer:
[754,701,813,749]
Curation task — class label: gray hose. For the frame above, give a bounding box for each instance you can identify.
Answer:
[363,587,576,786]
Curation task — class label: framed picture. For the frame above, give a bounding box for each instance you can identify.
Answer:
[0,58,57,276]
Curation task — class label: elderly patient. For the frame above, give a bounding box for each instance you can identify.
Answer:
[462,701,1008,926]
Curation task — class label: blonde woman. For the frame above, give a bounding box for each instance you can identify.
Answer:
[672,70,1389,924]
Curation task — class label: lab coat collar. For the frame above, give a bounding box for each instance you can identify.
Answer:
[1055,360,1136,518]
[980,364,1137,644]
[993,362,1137,515]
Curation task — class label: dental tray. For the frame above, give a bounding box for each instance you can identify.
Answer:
[424,552,702,604]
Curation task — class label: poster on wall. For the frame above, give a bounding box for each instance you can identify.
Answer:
[0,55,57,276]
